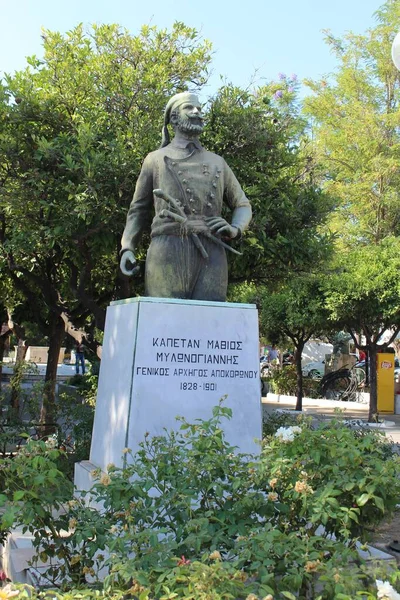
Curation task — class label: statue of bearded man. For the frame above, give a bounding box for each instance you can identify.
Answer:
[120,91,252,301]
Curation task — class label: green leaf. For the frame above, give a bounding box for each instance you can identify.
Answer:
[327,497,340,507]
[374,496,385,512]
[13,490,25,501]
[357,493,371,507]
[2,510,16,529]
[348,510,359,522]
[343,482,355,491]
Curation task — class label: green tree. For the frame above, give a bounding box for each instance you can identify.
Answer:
[203,82,333,288]
[0,23,212,422]
[304,0,400,419]
[304,1,400,247]
[258,274,330,410]
[323,238,400,420]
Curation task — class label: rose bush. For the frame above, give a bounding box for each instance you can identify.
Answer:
[1,402,400,598]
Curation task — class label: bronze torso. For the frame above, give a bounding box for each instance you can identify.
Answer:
[121,141,250,252]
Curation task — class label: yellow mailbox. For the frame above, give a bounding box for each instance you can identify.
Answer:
[377,353,395,413]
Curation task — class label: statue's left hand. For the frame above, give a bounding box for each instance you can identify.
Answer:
[205,216,239,239]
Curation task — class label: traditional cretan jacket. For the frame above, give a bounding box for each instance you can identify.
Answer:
[121,138,252,253]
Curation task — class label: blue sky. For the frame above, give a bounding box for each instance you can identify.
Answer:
[0,0,390,97]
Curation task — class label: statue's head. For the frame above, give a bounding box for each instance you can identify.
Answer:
[161,92,203,147]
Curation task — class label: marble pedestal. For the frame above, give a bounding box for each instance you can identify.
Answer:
[74,297,261,492]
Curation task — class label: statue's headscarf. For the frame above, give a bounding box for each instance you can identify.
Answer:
[161,92,200,148]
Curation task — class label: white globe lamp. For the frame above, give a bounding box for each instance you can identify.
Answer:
[392,31,400,70]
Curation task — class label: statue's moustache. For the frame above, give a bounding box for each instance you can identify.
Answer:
[187,114,205,123]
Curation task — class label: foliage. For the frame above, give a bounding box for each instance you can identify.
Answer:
[304,1,400,248]
[266,366,321,399]
[56,375,97,477]
[303,0,400,420]
[262,408,312,437]
[322,237,400,418]
[7,361,40,415]
[259,275,331,347]
[0,22,212,297]
[262,416,400,540]
[1,404,400,598]
[65,372,99,406]
[0,374,94,483]
[257,274,331,410]
[55,392,95,480]
[0,23,212,421]
[1,568,400,600]
[324,238,400,336]
[204,83,333,288]
[0,439,73,545]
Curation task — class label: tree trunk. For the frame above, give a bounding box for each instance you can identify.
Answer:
[40,313,65,430]
[10,339,28,415]
[61,312,102,361]
[368,345,378,422]
[0,328,11,391]
[295,341,305,411]
[0,333,5,392]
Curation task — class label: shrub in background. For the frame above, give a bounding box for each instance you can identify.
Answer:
[267,365,321,398]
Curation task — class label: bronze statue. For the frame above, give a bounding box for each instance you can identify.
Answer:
[120,92,252,301]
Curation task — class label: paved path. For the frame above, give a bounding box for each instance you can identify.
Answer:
[262,395,400,444]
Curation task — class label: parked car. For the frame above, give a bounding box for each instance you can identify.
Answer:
[302,360,325,379]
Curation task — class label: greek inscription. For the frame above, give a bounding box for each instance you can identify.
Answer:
[207,340,243,351]
[136,367,170,376]
[173,368,208,377]
[153,337,200,348]
[210,369,258,379]
[156,352,239,365]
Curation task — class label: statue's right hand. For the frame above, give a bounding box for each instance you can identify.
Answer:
[120,250,139,276]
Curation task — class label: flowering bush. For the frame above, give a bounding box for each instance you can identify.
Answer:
[262,415,400,540]
[1,402,400,598]
[262,408,311,437]
[274,425,302,442]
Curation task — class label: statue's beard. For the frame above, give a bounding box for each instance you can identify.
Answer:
[175,114,204,136]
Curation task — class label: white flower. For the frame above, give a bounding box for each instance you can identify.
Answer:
[0,585,19,599]
[376,580,400,600]
[275,426,302,442]
[45,435,57,449]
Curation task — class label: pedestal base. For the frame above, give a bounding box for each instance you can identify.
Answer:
[75,297,261,491]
